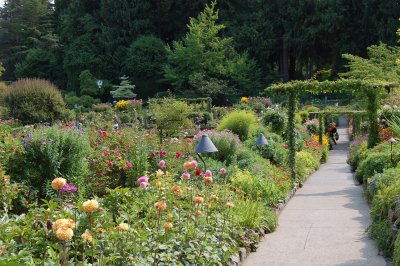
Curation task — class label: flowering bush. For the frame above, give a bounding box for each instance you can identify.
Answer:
[87,128,151,193]
[304,119,319,134]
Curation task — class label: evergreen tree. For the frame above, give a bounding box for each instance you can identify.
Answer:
[111,76,136,100]
[164,1,261,100]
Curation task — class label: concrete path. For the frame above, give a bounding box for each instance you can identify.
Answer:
[244,123,387,265]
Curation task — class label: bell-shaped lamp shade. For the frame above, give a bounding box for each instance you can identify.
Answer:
[195,134,218,153]
[296,132,301,139]
[256,133,268,146]
[388,137,397,143]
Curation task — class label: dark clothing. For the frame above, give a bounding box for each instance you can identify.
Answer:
[329,127,337,145]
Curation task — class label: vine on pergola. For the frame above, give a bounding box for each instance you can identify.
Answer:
[268,79,396,180]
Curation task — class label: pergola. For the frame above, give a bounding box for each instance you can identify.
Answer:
[268,79,398,180]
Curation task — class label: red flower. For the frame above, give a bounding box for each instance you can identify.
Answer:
[175,152,181,158]
[160,151,167,157]
[151,151,157,158]
[107,161,114,167]
[195,169,202,176]
[103,151,109,157]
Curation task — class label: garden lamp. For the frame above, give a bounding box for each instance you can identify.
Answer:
[195,134,218,171]
[255,133,268,146]
[296,132,301,139]
[388,137,397,166]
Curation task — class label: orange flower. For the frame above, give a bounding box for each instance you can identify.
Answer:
[203,176,213,185]
[166,213,173,219]
[81,231,93,244]
[195,210,202,217]
[194,196,204,204]
[226,202,235,209]
[154,200,167,212]
[53,218,75,231]
[51,177,66,190]
[116,223,130,231]
[56,226,74,241]
[82,199,99,213]
[164,221,173,230]
[171,184,183,197]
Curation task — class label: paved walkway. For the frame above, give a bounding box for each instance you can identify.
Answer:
[244,123,387,265]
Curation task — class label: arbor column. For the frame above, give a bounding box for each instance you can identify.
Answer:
[318,113,325,145]
[287,91,297,180]
[366,88,380,148]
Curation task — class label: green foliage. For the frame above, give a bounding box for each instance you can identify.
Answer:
[257,140,288,166]
[111,76,137,100]
[149,98,193,137]
[393,231,400,266]
[1,78,66,124]
[298,110,310,123]
[355,152,392,184]
[233,199,265,229]
[8,127,91,198]
[79,70,99,97]
[164,1,261,100]
[347,139,368,171]
[369,220,394,257]
[296,151,320,181]
[194,129,241,165]
[0,164,18,212]
[217,110,257,141]
[341,43,400,83]
[262,109,287,134]
[230,168,282,206]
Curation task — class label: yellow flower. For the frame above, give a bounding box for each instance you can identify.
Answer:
[115,100,129,111]
[195,210,202,217]
[155,181,162,187]
[156,169,164,178]
[116,223,130,231]
[81,231,93,244]
[164,222,173,230]
[52,218,75,231]
[51,177,66,190]
[209,195,218,201]
[95,228,107,234]
[56,226,74,241]
[82,199,99,213]
[166,213,173,219]
[240,97,249,104]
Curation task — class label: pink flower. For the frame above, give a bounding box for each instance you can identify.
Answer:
[137,176,149,184]
[151,151,157,158]
[181,172,191,180]
[160,151,167,157]
[99,130,108,137]
[191,160,198,169]
[204,170,212,177]
[107,161,114,167]
[220,168,226,175]
[175,152,181,158]
[159,160,166,169]
[139,182,149,189]
[103,151,109,157]
[126,161,132,169]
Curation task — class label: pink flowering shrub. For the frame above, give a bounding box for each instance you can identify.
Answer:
[88,128,151,193]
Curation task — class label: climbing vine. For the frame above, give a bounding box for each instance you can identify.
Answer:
[287,91,297,180]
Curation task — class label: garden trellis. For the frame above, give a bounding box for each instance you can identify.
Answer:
[268,79,399,180]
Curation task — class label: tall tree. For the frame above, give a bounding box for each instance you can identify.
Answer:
[164,1,261,101]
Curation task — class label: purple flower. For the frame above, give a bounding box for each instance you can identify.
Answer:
[60,183,77,195]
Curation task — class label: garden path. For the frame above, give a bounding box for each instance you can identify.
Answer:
[243,119,387,266]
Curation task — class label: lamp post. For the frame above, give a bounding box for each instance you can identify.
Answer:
[195,134,218,172]
[97,79,103,91]
[388,137,397,166]
[256,133,268,147]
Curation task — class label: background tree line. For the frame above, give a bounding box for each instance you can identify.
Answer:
[0,0,399,105]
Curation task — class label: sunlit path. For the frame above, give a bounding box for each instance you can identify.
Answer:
[244,118,387,266]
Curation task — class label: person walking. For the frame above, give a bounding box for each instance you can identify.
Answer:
[329,122,338,145]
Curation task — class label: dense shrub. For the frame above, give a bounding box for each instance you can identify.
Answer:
[355,152,392,184]
[1,78,66,124]
[0,164,18,212]
[231,168,283,206]
[347,137,368,171]
[298,110,309,123]
[367,166,400,199]
[262,109,287,134]
[304,119,319,134]
[296,151,320,181]
[258,141,288,166]
[194,129,241,165]
[369,220,394,257]
[8,127,91,198]
[149,98,194,137]
[217,110,257,141]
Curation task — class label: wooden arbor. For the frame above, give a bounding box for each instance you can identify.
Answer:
[268,79,396,180]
